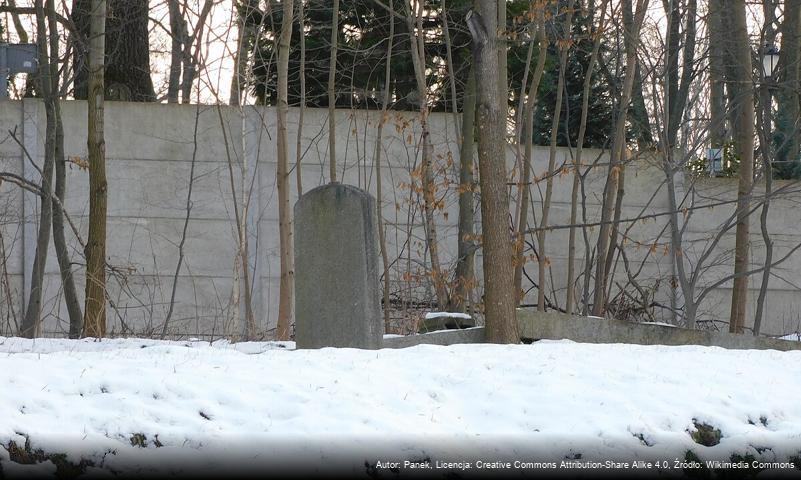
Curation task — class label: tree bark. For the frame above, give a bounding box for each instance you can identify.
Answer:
[708,0,726,150]
[453,67,477,313]
[167,0,187,104]
[467,6,517,343]
[48,0,83,337]
[567,2,606,314]
[725,0,756,334]
[295,0,306,196]
[83,0,107,338]
[229,0,258,105]
[513,11,547,305]
[538,1,573,312]
[373,0,394,329]
[591,0,647,316]
[775,0,801,172]
[20,0,56,338]
[73,0,154,101]
[754,81,773,335]
[275,0,294,341]
[328,0,340,182]
[403,0,448,309]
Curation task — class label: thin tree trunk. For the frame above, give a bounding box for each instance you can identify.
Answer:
[725,0,756,334]
[708,0,726,150]
[167,0,186,104]
[47,0,83,337]
[275,0,294,341]
[83,0,107,338]
[20,0,56,338]
[161,105,200,339]
[5,0,29,43]
[591,0,647,316]
[467,6,518,343]
[403,0,448,308]
[453,68,477,313]
[567,3,606,314]
[295,0,305,196]
[230,0,258,106]
[373,0,394,330]
[513,11,547,304]
[328,0,340,183]
[538,1,573,311]
[754,83,773,335]
[775,0,801,171]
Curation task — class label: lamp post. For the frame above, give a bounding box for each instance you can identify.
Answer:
[759,42,779,176]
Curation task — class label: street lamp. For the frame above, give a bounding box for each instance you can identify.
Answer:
[761,42,780,79]
[758,42,779,181]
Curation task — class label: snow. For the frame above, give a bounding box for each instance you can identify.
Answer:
[424,311,472,320]
[1,336,801,477]
[780,333,801,342]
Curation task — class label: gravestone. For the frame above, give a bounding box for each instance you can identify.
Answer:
[294,183,382,349]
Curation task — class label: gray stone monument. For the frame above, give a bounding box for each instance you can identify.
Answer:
[294,183,382,349]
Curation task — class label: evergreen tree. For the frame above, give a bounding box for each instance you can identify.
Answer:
[507,0,614,148]
[248,0,615,151]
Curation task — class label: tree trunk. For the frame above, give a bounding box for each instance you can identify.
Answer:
[20,0,56,338]
[48,0,83,337]
[73,0,154,101]
[754,82,773,335]
[538,1,573,311]
[327,0,339,182]
[453,67,477,313]
[513,11,547,305]
[591,0,647,316]
[567,3,606,314]
[467,6,517,343]
[167,0,187,104]
[775,0,801,173]
[275,0,294,341]
[403,0,448,309]
[708,0,726,150]
[295,0,306,196]
[373,0,394,329]
[83,0,107,338]
[725,0,756,334]
[230,0,258,106]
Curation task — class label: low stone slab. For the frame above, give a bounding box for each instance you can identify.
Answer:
[382,327,486,349]
[517,309,801,351]
[418,312,476,333]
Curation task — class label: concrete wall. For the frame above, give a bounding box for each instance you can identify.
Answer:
[0,100,799,338]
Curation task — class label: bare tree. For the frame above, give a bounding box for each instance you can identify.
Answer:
[373,0,395,330]
[513,6,547,305]
[275,0,294,340]
[724,0,756,334]
[20,0,57,338]
[328,0,339,182]
[83,0,107,337]
[591,0,648,316]
[402,0,448,309]
[537,0,574,312]
[467,4,517,343]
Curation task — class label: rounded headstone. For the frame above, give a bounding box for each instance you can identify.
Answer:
[294,183,382,349]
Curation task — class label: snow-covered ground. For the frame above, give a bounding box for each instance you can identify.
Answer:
[1,336,801,478]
